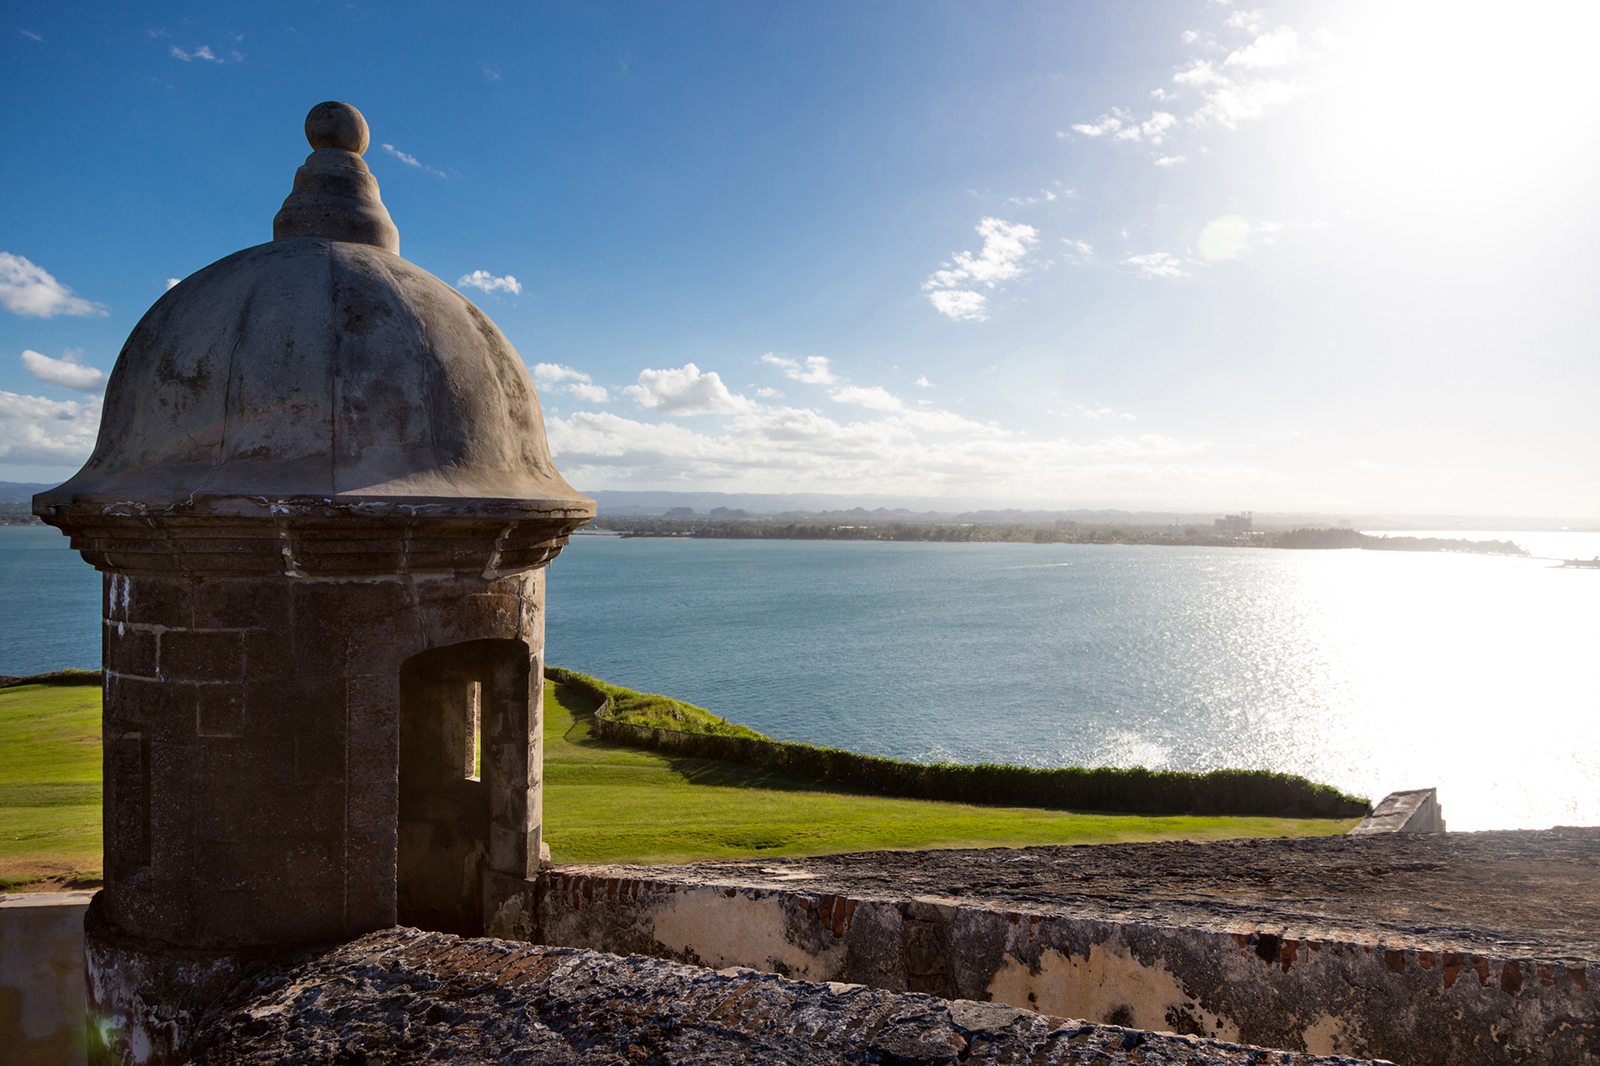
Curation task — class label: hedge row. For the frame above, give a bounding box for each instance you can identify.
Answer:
[546,667,1370,819]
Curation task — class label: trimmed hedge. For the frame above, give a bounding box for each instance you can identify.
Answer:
[0,668,101,690]
[546,667,1369,819]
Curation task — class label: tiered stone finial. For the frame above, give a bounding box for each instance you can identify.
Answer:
[272,101,399,253]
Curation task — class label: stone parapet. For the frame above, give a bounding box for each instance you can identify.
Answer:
[186,926,1391,1065]
[526,831,1600,1065]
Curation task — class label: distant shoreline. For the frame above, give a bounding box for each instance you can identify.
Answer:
[586,518,1529,557]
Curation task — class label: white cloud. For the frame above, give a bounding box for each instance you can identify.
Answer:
[1071,115,1122,137]
[1117,112,1177,144]
[0,254,107,318]
[1155,155,1187,167]
[0,390,103,465]
[532,363,588,385]
[914,376,933,387]
[1223,9,1266,35]
[1225,26,1311,67]
[169,44,222,62]
[1007,188,1058,206]
[532,363,607,403]
[624,363,754,415]
[20,28,43,42]
[564,382,609,403]
[1061,239,1094,263]
[165,277,182,290]
[755,386,782,398]
[542,404,1240,501]
[829,385,903,412]
[456,270,522,296]
[1122,252,1191,278]
[1057,402,1137,422]
[1189,77,1304,129]
[1198,214,1252,260]
[761,353,836,385]
[922,218,1037,321]
[21,349,104,392]
[1073,108,1177,146]
[381,144,446,178]
[925,289,989,322]
[1151,87,1178,102]
[925,218,1038,289]
[1173,61,1229,88]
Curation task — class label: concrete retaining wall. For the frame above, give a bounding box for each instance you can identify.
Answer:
[0,891,94,1066]
[517,870,1598,1066]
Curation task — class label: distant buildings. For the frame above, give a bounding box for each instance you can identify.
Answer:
[1215,512,1253,536]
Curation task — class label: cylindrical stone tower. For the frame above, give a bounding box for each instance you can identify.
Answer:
[34,102,594,1065]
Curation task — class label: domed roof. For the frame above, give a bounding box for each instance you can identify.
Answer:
[37,103,592,521]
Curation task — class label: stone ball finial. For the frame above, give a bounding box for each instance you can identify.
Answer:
[305,101,370,154]
[273,100,398,252]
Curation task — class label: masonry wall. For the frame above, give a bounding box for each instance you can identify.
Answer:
[518,869,1600,1066]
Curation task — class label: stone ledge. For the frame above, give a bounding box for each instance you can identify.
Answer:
[516,830,1600,1064]
[187,927,1390,1065]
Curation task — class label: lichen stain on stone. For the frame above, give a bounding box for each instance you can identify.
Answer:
[1302,1011,1355,1057]
[984,935,1240,1043]
[647,889,846,981]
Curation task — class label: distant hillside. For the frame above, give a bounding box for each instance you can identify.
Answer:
[0,482,51,505]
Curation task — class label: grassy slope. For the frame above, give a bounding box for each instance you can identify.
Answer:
[0,678,1358,888]
[540,678,1358,864]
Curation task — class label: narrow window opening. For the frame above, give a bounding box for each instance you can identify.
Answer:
[466,680,482,782]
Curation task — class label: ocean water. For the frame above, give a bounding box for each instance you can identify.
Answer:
[6,524,1595,832]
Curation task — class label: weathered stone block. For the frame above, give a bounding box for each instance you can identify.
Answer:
[159,629,245,682]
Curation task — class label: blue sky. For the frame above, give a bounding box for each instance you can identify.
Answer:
[3,1,1597,517]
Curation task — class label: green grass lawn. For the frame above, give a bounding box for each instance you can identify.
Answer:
[0,682,104,889]
[540,677,1358,863]
[0,676,1358,889]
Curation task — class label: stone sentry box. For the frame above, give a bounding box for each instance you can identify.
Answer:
[34,102,593,1064]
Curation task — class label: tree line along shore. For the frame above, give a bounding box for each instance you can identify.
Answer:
[584,517,1528,555]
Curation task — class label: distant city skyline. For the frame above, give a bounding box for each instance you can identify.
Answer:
[2,1,1596,518]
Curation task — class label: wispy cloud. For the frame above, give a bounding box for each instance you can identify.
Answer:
[922,217,1038,322]
[456,270,521,296]
[532,363,608,403]
[0,390,103,465]
[19,28,43,42]
[1122,252,1191,279]
[625,363,754,415]
[761,353,836,385]
[1061,239,1094,263]
[482,63,503,82]
[1052,402,1137,422]
[914,376,933,387]
[544,402,1234,501]
[829,385,903,412]
[1008,185,1072,207]
[380,143,446,178]
[169,44,224,62]
[1225,25,1311,66]
[21,349,104,392]
[0,254,107,318]
[1070,109,1177,145]
[1075,15,1324,161]
[165,277,183,290]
